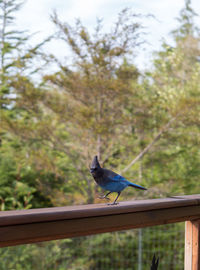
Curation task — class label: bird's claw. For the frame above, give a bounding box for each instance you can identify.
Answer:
[107,202,119,205]
[98,195,110,201]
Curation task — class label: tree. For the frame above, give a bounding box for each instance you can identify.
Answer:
[140,0,200,196]
[34,9,148,203]
[0,0,51,210]
[0,0,49,109]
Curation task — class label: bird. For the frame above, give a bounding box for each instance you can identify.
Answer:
[151,254,159,270]
[90,156,147,205]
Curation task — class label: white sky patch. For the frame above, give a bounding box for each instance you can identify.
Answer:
[14,0,200,72]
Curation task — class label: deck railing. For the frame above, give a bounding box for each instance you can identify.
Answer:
[0,194,200,269]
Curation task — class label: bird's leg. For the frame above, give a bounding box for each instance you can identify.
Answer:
[109,192,121,205]
[98,191,112,200]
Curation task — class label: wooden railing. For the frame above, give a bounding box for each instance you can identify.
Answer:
[0,194,200,269]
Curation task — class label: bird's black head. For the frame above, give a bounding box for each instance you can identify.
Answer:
[90,155,101,176]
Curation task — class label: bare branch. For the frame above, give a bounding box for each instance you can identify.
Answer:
[121,113,180,173]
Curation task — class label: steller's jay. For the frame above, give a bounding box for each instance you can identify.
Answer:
[151,254,159,270]
[90,156,147,205]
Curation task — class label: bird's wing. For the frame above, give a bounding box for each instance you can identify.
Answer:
[103,169,127,182]
[101,169,128,192]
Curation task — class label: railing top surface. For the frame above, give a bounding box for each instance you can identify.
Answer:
[1,194,200,247]
[1,194,200,227]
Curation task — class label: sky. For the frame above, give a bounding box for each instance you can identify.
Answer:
[15,0,200,71]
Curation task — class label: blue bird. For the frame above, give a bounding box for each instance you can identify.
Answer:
[90,156,147,205]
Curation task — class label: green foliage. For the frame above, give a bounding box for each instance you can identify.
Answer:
[0,224,184,270]
[172,0,199,40]
[1,0,200,207]
[0,0,49,109]
[8,8,147,204]
[0,1,200,268]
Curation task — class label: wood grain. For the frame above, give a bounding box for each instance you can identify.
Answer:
[185,220,200,270]
[0,194,200,226]
[0,194,200,247]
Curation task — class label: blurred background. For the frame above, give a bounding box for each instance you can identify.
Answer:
[0,0,200,268]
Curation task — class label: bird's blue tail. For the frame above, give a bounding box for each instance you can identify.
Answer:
[128,182,147,190]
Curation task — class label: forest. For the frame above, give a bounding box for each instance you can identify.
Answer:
[0,0,200,269]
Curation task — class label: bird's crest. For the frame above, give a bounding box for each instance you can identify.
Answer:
[91,155,101,169]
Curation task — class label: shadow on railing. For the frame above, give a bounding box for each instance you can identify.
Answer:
[0,194,200,269]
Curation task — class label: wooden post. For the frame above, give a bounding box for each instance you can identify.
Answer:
[185,220,200,270]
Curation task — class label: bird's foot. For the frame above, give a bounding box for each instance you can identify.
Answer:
[98,195,110,201]
[107,202,119,205]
